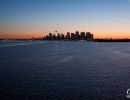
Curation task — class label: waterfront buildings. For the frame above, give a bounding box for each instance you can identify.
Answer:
[45,31,93,41]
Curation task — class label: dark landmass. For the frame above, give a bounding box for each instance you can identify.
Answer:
[94,39,130,42]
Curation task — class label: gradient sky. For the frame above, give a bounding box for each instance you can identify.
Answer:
[0,0,130,39]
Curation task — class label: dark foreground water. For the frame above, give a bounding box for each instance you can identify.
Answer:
[0,41,130,100]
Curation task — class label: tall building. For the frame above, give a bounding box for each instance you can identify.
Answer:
[81,32,86,40]
[66,32,71,40]
[49,33,53,40]
[90,34,93,41]
[86,32,93,41]
[61,33,65,40]
[75,31,80,40]
[71,33,75,40]
[52,34,56,40]
[57,33,60,40]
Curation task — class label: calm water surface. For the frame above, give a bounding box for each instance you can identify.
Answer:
[0,41,130,100]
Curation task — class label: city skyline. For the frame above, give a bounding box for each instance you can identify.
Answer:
[0,0,130,39]
[44,31,93,41]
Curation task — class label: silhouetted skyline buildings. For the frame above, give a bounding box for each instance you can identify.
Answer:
[1,30,130,42]
[44,31,93,41]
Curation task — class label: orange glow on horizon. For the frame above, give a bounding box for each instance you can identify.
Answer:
[0,33,45,39]
[93,33,130,39]
[0,31,130,39]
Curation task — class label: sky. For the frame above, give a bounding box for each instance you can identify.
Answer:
[0,0,130,39]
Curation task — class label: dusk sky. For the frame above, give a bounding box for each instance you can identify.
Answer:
[0,0,130,39]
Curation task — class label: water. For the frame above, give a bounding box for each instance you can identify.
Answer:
[0,41,130,100]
